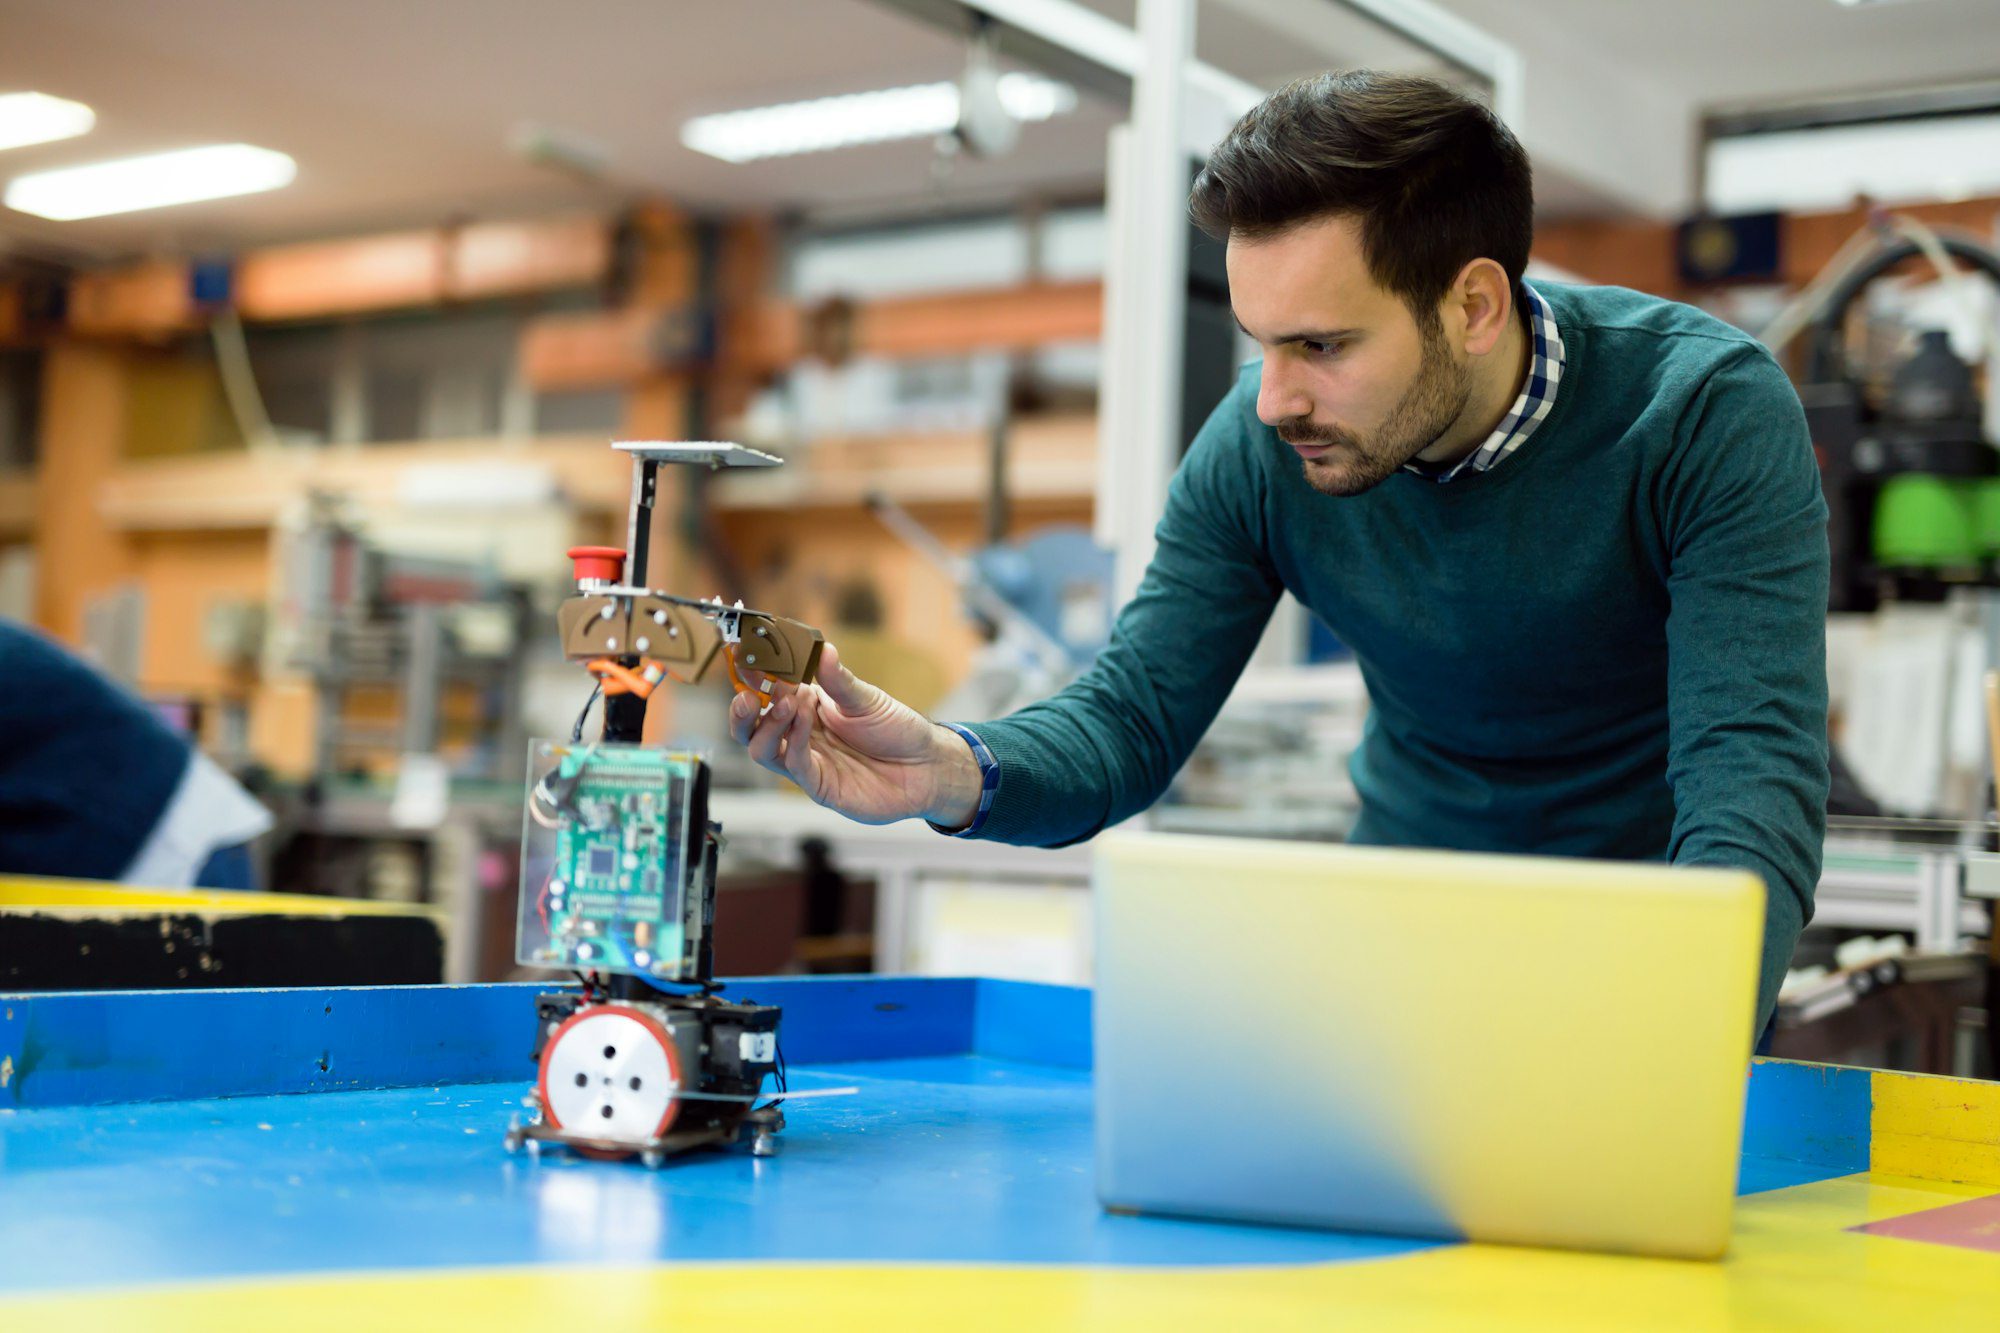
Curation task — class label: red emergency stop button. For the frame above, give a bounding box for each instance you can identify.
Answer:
[567,545,626,584]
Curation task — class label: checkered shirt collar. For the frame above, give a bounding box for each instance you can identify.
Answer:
[1403,280,1565,483]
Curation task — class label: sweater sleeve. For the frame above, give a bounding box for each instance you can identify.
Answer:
[1657,347,1830,1030]
[960,378,1284,846]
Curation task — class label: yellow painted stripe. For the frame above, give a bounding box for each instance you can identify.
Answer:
[1870,1067,2000,1188]
[1,1175,1992,1333]
[0,875,441,921]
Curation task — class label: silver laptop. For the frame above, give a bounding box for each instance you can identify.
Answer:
[1093,830,1765,1259]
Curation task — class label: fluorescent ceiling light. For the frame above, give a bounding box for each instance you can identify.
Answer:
[4,143,296,220]
[0,92,95,153]
[681,73,1078,163]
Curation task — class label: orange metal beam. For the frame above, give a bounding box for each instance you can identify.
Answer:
[67,261,201,339]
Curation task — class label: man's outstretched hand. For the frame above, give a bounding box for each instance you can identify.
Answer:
[726,643,983,830]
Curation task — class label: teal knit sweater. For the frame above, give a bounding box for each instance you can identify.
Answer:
[963,281,1831,1028]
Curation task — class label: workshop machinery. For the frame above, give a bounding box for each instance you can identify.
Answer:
[865,489,1112,720]
[277,495,534,786]
[1786,220,2000,1078]
[1797,224,2000,613]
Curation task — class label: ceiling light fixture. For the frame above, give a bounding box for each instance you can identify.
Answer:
[681,73,1078,164]
[4,143,296,220]
[0,92,96,153]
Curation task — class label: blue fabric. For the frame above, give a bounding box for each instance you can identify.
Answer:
[0,621,192,880]
[194,842,256,890]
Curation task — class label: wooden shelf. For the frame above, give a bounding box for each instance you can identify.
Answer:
[740,279,1102,373]
[97,436,633,533]
[710,413,1098,513]
[50,216,617,340]
[90,415,1098,532]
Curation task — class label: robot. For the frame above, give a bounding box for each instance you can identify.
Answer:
[504,442,824,1166]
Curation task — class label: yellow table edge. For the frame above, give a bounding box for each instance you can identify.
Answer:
[0,874,444,922]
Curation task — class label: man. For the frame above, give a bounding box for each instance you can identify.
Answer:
[727,71,1829,1030]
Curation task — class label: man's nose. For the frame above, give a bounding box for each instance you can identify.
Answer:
[1255,364,1310,426]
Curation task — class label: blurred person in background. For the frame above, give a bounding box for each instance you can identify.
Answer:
[0,619,270,888]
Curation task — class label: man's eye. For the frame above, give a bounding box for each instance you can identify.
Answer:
[1300,340,1343,358]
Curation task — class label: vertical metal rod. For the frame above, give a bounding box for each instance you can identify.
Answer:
[604,456,663,746]
[400,602,445,755]
[624,457,660,590]
[1098,0,1194,606]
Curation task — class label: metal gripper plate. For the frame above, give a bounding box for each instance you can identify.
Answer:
[541,1007,682,1142]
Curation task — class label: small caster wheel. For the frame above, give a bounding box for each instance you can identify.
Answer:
[526,1137,542,1159]
[641,1150,666,1170]
[751,1130,779,1158]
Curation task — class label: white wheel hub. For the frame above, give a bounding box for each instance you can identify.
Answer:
[540,1006,682,1143]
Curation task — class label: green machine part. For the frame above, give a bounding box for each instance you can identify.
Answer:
[1974,477,2000,562]
[1873,474,1981,572]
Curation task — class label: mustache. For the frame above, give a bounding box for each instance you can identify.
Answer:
[1277,419,1351,447]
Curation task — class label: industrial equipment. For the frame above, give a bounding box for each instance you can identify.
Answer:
[505,440,827,1166]
[277,495,534,785]
[866,490,1112,718]
[1795,224,2000,612]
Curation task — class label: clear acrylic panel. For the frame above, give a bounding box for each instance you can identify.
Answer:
[517,738,703,981]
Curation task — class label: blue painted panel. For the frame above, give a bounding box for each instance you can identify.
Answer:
[734,975,975,1066]
[0,984,541,1110]
[1741,1060,1871,1174]
[0,976,979,1109]
[0,1056,1437,1295]
[971,979,1091,1069]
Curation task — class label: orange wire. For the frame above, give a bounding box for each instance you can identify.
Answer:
[584,657,660,698]
[584,654,732,701]
[724,644,773,708]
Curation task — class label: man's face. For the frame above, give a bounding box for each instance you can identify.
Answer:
[1227,214,1471,497]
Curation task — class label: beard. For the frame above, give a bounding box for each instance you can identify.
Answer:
[1278,324,1472,497]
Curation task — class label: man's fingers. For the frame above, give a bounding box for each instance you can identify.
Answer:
[781,688,818,785]
[745,692,796,770]
[728,689,759,745]
[729,678,813,758]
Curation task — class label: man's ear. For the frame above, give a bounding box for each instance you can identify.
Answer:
[1450,258,1514,357]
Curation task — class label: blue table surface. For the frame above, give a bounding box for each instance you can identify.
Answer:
[0,1050,1843,1297]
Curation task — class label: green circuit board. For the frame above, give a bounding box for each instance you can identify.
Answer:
[517,743,701,979]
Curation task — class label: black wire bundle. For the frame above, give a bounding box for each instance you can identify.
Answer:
[570,681,603,743]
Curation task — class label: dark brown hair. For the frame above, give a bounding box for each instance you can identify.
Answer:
[1189,70,1533,330]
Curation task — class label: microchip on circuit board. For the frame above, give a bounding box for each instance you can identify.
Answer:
[517,740,707,981]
